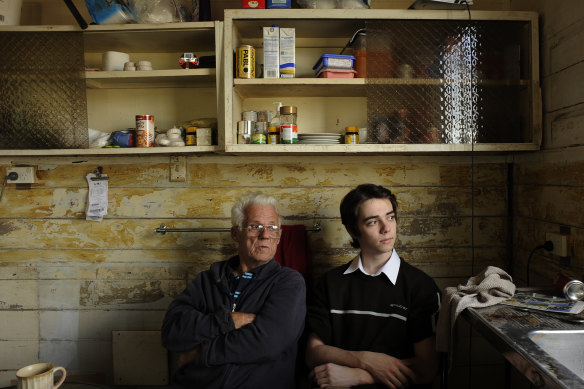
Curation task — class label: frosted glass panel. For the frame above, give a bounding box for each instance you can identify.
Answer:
[0,32,88,149]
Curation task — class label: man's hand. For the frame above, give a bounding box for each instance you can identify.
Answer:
[231,312,256,329]
[311,363,375,388]
[353,351,416,389]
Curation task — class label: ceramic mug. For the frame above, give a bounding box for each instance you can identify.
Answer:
[16,363,66,389]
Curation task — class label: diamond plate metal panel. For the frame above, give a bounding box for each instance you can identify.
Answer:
[0,32,88,149]
[366,20,529,145]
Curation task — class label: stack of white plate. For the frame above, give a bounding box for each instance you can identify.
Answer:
[298,133,343,144]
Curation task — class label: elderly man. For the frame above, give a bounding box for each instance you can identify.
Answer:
[306,184,441,389]
[162,192,306,389]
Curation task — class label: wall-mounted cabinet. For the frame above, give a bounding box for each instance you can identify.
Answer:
[223,9,540,154]
[0,21,223,156]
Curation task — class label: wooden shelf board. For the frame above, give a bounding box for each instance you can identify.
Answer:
[0,146,221,156]
[85,68,216,89]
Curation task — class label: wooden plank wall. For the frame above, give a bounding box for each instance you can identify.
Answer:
[510,0,584,286]
[0,154,509,384]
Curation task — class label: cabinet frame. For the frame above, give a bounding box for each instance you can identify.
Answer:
[0,21,224,156]
[223,9,541,155]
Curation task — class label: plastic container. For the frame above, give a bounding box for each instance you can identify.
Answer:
[313,54,355,74]
[316,68,356,78]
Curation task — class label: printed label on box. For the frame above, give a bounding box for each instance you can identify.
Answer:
[279,28,295,78]
[263,26,280,78]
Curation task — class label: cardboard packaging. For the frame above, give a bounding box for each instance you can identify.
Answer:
[279,28,295,78]
[242,0,265,8]
[267,0,291,8]
[263,26,280,78]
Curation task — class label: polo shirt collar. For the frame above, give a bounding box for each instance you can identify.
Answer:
[343,249,401,285]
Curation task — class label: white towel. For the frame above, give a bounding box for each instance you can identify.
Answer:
[435,266,516,354]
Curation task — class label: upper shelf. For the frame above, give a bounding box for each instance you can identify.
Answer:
[86,68,216,89]
[233,78,530,98]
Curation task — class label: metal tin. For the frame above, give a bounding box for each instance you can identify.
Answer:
[564,280,584,301]
[135,115,155,147]
[237,45,255,79]
[185,126,197,146]
[237,120,253,144]
[242,110,258,121]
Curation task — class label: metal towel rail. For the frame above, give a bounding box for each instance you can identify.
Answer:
[155,222,321,235]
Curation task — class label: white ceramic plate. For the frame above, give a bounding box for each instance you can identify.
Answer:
[299,133,343,138]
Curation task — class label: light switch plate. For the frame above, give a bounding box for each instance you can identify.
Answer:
[169,156,186,182]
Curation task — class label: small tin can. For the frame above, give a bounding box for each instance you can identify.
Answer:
[185,126,197,146]
[555,273,584,301]
[237,45,255,79]
[237,120,253,144]
[242,110,258,121]
[135,115,155,147]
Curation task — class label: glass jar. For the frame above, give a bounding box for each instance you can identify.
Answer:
[345,126,359,144]
[268,126,280,144]
[280,105,298,144]
[185,126,197,146]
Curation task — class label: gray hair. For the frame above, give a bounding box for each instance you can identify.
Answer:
[231,191,282,229]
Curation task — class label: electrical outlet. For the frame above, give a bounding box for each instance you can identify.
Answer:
[546,232,568,257]
[6,167,36,184]
[169,156,186,182]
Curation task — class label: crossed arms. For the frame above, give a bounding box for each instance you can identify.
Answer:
[306,332,439,389]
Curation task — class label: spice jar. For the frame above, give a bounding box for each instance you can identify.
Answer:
[185,126,197,145]
[280,105,298,144]
[345,126,359,144]
[268,126,280,144]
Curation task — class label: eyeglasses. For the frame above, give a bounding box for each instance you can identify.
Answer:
[243,224,281,237]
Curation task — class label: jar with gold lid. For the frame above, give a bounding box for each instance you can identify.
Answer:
[345,126,359,144]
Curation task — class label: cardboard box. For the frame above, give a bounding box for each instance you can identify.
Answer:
[279,28,295,78]
[263,26,280,78]
[267,0,291,8]
[242,0,265,8]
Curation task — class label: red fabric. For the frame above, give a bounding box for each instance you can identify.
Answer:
[275,225,312,283]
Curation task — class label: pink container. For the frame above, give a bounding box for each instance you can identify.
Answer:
[316,68,357,78]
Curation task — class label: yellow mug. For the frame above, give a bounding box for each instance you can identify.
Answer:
[16,363,66,389]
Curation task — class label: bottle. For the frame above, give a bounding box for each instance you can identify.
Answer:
[280,105,297,144]
[345,126,359,144]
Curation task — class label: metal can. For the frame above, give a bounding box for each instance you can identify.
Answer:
[237,45,255,79]
[135,115,155,147]
[555,273,584,301]
[185,126,197,146]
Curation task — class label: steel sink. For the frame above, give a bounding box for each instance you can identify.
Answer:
[528,330,584,380]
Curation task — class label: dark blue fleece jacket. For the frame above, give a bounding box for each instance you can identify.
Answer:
[162,256,306,389]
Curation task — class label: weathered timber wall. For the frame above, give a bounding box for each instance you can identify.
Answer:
[0,154,509,384]
[510,0,584,286]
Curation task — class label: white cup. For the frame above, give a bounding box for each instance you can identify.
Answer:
[16,363,66,389]
[102,51,130,71]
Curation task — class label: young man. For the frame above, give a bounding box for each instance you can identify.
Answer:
[162,192,306,389]
[306,184,441,389]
